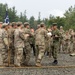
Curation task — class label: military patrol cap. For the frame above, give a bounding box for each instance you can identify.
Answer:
[24,22,30,27]
[24,22,30,25]
[40,22,45,25]
[16,22,22,25]
[2,23,8,28]
[40,22,45,27]
[52,23,57,26]
[16,22,22,26]
[12,22,16,26]
[60,26,63,29]
[2,23,8,26]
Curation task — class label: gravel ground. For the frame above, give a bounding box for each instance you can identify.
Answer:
[0,53,75,75]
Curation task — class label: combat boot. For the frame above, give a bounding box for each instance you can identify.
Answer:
[36,63,42,67]
[52,60,58,65]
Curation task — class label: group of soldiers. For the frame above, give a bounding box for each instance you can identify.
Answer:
[0,21,75,67]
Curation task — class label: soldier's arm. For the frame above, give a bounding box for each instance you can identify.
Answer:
[3,30,9,49]
[44,30,49,40]
[19,30,25,41]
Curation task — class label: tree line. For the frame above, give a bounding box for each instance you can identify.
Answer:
[0,3,75,30]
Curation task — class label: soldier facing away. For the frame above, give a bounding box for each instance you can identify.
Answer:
[35,23,48,67]
[14,22,25,67]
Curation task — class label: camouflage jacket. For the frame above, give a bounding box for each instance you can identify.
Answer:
[35,28,48,45]
[0,29,9,48]
[14,28,25,48]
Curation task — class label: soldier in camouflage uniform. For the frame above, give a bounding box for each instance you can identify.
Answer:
[7,23,14,65]
[51,23,60,65]
[46,28,52,57]
[72,32,75,52]
[0,22,4,66]
[35,23,48,66]
[59,26,65,53]
[30,28,36,56]
[69,29,75,53]
[63,30,71,53]
[22,22,32,66]
[8,22,17,64]
[14,22,25,67]
[0,23,9,66]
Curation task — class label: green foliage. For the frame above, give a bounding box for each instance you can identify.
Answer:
[0,3,75,30]
[64,5,75,30]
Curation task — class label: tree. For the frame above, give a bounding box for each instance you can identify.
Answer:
[29,16,35,28]
[64,5,75,30]
[37,12,41,24]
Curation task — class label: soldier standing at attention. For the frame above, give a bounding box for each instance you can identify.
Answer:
[14,22,25,67]
[7,23,14,65]
[35,23,48,67]
[51,23,60,65]
[59,26,65,53]
[1,23,9,66]
[11,22,18,65]
[63,30,71,53]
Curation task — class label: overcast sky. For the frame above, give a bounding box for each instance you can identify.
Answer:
[0,0,75,19]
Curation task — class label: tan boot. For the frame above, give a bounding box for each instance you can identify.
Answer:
[36,63,42,67]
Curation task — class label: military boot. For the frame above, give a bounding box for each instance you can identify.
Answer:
[52,60,58,65]
[36,63,42,67]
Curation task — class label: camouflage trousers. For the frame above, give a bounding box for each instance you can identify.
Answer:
[73,42,75,52]
[22,42,31,65]
[14,48,23,66]
[10,46,14,64]
[0,48,8,65]
[63,40,71,53]
[35,45,45,63]
[59,39,64,52]
[51,42,59,60]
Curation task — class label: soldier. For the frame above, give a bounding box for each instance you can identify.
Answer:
[22,22,32,66]
[0,23,9,66]
[30,28,36,56]
[69,29,75,53]
[59,26,65,53]
[51,23,60,65]
[37,24,40,29]
[0,22,3,66]
[10,22,17,65]
[63,30,71,53]
[35,23,48,66]
[46,28,52,57]
[14,22,25,67]
[7,23,16,65]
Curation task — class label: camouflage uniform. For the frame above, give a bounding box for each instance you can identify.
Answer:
[69,29,75,53]
[14,26,25,66]
[35,27,48,66]
[63,31,71,53]
[22,23,31,66]
[73,33,75,52]
[59,26,65,52]
[7,26,14,64]
[46,29,52,57]
[29,30,36,56]
[51,28,60,61]
[0,23,9,66]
